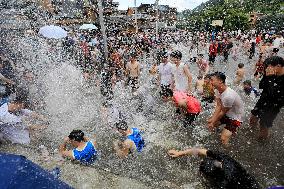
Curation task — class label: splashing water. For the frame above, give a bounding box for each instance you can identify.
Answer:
[1,8,284,189]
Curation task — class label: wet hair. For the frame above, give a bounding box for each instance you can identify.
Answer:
[197,75,203,80]
[159,51,168,59]
[130,52,137,58]
[272,48,279,54]
[170,50,182,60]
[199,158,224,179]
[204,74,212,80]
[211,72,226,84]
[238,63,244,68]
[243,80,252,86]
[68,130,85,142]
[115,120,128,131]
[14,89,29,105]
[264,56,284,67]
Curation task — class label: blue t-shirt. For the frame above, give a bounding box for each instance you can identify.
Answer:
[73,141,97,164]
[127,128,145,152]
[244,87,260,97]
[0,97,9,106]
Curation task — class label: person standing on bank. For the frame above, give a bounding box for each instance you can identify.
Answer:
[207,72,244,146]
[250,56,284,140]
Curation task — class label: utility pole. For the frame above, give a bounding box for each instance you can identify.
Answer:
[155,0,159,39]
[97,0,108,66]
[134,0,138,33]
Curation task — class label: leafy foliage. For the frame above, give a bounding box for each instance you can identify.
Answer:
[178,0,283,31]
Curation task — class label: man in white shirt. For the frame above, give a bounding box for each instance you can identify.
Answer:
[0,97,30,144]
[170,51,192,93]
[207,72,244,146]
[272,35,283,56]
[157,52,173,100]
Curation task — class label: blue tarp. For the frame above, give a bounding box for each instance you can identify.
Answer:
[0,153,72,189]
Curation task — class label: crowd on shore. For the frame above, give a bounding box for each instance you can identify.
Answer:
[1,28,283,188]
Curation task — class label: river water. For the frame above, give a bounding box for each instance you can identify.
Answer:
[0,5,284,189]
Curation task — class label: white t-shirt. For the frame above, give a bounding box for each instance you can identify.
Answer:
[172,63,189,92]
[0,103,21,123]
[273,37,283,48]
[215,87,244,121]
[158,62,173,86]
[0,103,30,144]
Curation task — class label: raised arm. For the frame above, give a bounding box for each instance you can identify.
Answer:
[168,148,208,158]
[59,137,74,160]
[183,65,193,92]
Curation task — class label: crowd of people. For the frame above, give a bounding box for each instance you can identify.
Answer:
[1,27,283,188]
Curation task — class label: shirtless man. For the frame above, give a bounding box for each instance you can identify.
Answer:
[126,53,141,91]
[114,120,145,158]
[234,63,245,85]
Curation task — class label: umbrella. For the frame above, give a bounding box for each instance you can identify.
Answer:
[0,153,72,189]
[39,25,67,39]
[79,24,98,30]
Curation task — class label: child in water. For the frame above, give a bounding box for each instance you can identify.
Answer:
[243,80,260,97]
[202,74,215,103]
[234,63,245,85]
[114,120,145,158]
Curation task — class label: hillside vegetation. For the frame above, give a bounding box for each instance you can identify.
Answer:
[178,0,284,31]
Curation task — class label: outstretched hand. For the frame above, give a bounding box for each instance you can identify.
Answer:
[207,122,215,132]
[168,149,180,158]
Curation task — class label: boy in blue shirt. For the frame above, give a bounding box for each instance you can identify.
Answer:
[243,80,260,97]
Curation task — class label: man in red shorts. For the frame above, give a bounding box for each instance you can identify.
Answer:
[207,72,244,146]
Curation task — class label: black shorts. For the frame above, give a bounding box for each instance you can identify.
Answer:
[254,71,263,77]
[190,57,197,62]
[184,113,199,127]
[160,85,173,97]
[127,77,138,90]
[202,96,214,103]
[273,48,279,53]
[258,108,280,128]
[176,109,199,127]
[209,54,216,62]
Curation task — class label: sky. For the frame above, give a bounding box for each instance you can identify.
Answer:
[117,0,208,11]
